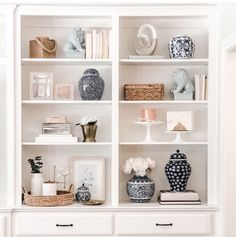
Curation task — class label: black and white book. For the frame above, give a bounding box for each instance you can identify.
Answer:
[159,190,199,201]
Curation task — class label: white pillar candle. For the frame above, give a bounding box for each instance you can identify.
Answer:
[42,182,57,196]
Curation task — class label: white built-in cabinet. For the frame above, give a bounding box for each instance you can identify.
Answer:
[0,3,227,237]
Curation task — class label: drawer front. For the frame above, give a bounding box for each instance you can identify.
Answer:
[0,215,6,237]
[116,213,213,235]
[16,213,113,236]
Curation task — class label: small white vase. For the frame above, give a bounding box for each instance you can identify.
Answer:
[42,182,57,196]
[31,173,44,196]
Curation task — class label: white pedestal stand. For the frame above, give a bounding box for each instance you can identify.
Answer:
[165,130,190,143]
[133,121,164,143]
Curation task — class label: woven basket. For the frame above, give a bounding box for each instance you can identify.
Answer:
[23,185,74,207]
[124,84,164,101]
[30,37,56,58]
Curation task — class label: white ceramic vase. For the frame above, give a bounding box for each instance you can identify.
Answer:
[31,173,44,196]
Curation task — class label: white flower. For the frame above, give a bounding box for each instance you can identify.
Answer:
[122,157,156,177]
[80,116,100,126]
[145,157,156,170]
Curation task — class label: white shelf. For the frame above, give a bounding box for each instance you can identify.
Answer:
[22,142,112,146]
[119,142,208,145]
[21,58,112,65]
[120,100,208,105]
[0,57,6,65]
[22,100,112,105]
[120,58,208,66]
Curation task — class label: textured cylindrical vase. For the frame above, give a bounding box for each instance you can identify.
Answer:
[165,150,191,191]
[31,173,44,196]
[127,175,155,203]
[42,182,57,196]
[81,125,97,142]
[79,68,105,100]
[141,109,156,121]
[169,35,195,59]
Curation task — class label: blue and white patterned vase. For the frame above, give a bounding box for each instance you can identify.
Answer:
[127,175,155,203]
[79,68,104,100]
[165,150,191,192]
[75,183,91,202]
[168,35,195,59]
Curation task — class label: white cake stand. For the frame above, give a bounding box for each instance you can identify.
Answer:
[133,121,164,143]
[165,130,190,143]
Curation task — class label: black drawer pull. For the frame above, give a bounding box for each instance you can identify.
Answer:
[156,223,173,226]
[56,224,74,227]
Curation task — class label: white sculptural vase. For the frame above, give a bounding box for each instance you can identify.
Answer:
[31,173,44,196]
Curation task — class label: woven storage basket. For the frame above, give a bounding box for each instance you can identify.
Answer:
[124,84,164,100]
[23,185,74,207]
[30,37,56,58]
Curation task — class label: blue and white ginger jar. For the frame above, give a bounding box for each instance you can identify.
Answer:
[165,150,191,192]
[79,68,104,100]
[127,175,155,203]
[169,35,195,59]
[75,183,91,202]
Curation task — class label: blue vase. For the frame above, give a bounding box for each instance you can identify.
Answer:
[79,68,104,100]
[165,150,191,192]
[126,175,155,203]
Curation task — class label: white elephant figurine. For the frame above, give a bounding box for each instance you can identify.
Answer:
[172,68,194,94]
[63,27,86,58]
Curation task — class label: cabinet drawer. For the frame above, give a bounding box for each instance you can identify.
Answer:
[16,212,113,236]
[116,213,213,235]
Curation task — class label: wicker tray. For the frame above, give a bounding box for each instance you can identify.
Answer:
[22,185,74,207]
[124,84,164,101]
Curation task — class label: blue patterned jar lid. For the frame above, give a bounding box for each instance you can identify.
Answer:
[77,183,90,193]
[82,68,99,77]
[170,150,187,160]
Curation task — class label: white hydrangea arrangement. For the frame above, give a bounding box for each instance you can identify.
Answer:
[122,157,156,177]
[76,116,101,126]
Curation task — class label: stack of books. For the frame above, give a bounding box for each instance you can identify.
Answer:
[35,116,77,143]
[194,74,207,100]
[85,29,112,59]
[158,190,201,205]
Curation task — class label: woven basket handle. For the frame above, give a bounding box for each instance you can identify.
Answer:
[35,37,56,53]
[22,186,29,196]
[69,184,74,193]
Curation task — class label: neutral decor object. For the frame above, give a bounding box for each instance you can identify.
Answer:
[165,150,191,192]
[171,68,194,100]
[167,111,194,131]
[30,72,53,100]
[124,84,164,101]
[30,37,56,58]
[42,181,57,196]
[169,35,195,59]
[22,185,74,207]
[122,157,156,203]
[28,156,44,196]
[79,68,105,100]
[72,157,105,200]
[133,24,157,55]
[75,183,91,202]
[76,116,100,142]
[54,83,74,100]
[63,27,86,58]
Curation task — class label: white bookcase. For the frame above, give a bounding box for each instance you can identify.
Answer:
[10,3,220,237]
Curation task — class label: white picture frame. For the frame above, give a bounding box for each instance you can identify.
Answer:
[167,111,194,131]
[72,157,105,200]
[30,72,53,100]
[54,83,74,100]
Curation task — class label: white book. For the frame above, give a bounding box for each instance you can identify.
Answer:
[159,200,202,205]
[205,76,208,100]
[200,74,206,101]
[85,31,92,59]
[108,29,112,59]
[38,134,73,138]
[128,55,164,59]
[99,31,103,59]
[35,136,77,143]
[194,74,200,101]
[96,31,100,59]
[102,30,109,59]
[92,29,97,59]
[160,190,199,201]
